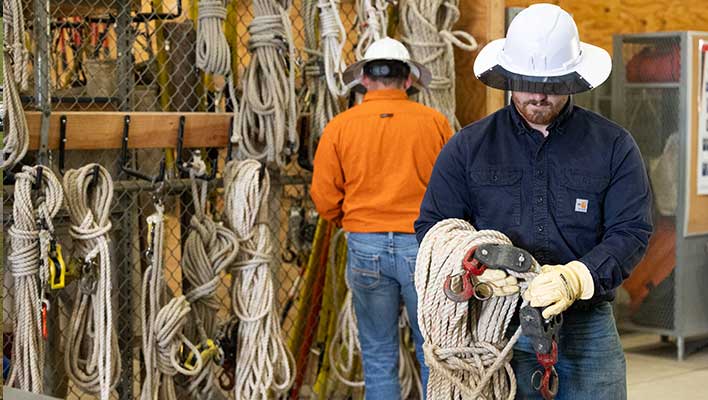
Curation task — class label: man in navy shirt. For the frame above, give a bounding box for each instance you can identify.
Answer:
[415,4,652,399]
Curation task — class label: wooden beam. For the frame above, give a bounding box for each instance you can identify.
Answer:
[25,112,232,150]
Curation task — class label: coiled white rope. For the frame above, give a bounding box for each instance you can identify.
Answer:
[62,164,121,400]
[223,159,295,398]
[2,0,30,170]
[234,0,298,168]
[140,205,204,400]
[196,0,239,138]
[355,0,389,60]
[7,166,64,393]
[400,0,478,130]
[318,0,349,97]
[182,159,240,398]
[416,219,537,399]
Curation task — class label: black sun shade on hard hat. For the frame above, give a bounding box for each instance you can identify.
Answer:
[477,65,594,95]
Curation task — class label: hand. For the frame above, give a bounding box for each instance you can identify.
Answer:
[522,261,595,319]
[475,269,520,297]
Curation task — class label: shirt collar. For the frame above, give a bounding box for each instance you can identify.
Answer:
[510,96,575,135]
[362,89,409,102]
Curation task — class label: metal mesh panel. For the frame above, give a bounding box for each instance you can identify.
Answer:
[612,34,681,332]
[2,0,387,399]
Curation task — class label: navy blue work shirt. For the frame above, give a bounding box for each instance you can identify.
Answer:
[415,99,653,303]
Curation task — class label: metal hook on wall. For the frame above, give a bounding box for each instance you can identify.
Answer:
[175,115,218,181]
[119,115,166,184]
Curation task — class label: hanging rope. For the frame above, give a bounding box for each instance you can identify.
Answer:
[63,164,121,400]
[2,0,30,170]
[140,205,204,400]
[355,0,389,60]
[399,0,478,130]
[182,158,240,398]
[416,219,538,399]
[196,0,239,135]
[234,0,298,168]
[318,0,349,97]
[223,159,295,398]
[7,166,64,393]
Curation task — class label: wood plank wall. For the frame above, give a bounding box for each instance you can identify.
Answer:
[505,0,708,53]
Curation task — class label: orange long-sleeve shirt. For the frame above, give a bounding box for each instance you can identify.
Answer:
[311,89,453,233]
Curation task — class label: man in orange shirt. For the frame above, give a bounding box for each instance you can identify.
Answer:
[311,38,451,399]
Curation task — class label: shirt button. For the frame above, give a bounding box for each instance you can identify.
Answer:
[536,196,543,204]
[536,170,544,177]
[537,225,544,232]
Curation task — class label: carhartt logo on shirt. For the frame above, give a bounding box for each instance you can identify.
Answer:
[575,199,589,213]
[380,113,393,118]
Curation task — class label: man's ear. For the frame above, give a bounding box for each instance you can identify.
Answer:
[404,74,413,90]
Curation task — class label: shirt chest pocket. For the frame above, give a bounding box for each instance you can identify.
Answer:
[469,168,522,228]
[557,169,609,226]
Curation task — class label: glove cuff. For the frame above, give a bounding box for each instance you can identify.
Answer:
[567,261,595,300]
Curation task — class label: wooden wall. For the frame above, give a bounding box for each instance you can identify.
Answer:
[505,0,708,53]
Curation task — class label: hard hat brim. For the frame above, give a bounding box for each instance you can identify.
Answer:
[473,38,612,94]
[343,58,432,91]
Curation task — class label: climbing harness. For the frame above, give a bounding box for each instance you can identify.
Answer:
[181,156,240,398]
[234,0,298,168]
[62,164,121,399]
[416,219,538,399]
[223,159,295,398]
[7,166,64,393]
[399,0,478,130]
[140,198,204,400]
[2,0,30,170]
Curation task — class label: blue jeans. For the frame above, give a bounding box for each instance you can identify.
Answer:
[346,232,429,400]
[511,302,627,399]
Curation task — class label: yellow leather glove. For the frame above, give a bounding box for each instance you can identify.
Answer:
[476,269,520,297]
[522,261,595,319]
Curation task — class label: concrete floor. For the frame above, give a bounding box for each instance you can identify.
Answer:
[623,333,708,399]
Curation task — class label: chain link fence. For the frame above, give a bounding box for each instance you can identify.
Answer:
[2,0,405,398]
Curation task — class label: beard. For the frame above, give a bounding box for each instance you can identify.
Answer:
[512,95,568,126]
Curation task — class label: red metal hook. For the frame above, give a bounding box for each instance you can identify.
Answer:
[442,247,489,302]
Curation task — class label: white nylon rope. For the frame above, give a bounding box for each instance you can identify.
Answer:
[182,159,240,398]
[416,219,538,399]
[7,166,64,393]
[234,0,298,168]
[400,0,478,130]
[62,164,121,399]
[355,0,389,60]
[196,0,239,139]
[2,0,30,170]
[140,205,204,400]
[223,159,295,398]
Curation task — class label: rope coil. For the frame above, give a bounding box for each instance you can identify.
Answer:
[7,166,64,393]
[140,205,204,400]
[63,164,121,399]
[223,159,295,398]
[400,0,478,130]
[234,0,298,168]
[183,160,240,398]
[2,0,30,170]
[416,219,538,399]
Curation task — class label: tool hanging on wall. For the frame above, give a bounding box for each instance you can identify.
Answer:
[415,219,542,399]
[2,0,30,170]
[399,0,478,130]
[140,192,204,400]
[181,154,240,398]
[233,0,298,168]
[223,159,295,398]
[7,166,64,393]
[63,163,121,400]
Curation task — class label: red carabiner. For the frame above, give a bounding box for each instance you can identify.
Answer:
[461,247,487,276]
[536,341,559,400]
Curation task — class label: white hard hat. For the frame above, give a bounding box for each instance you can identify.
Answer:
[473,3,611,94]
[343,37,431,93]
